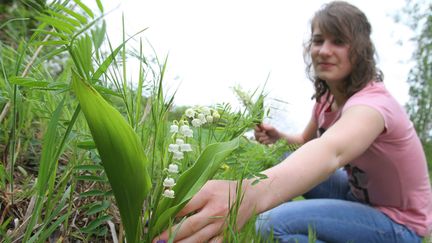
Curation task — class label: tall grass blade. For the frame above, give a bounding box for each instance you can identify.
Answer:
[23,98,65,242]
[72,72,151,243]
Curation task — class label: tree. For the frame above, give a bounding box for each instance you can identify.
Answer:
[402,0,432,143]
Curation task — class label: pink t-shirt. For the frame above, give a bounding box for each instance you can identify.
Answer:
[313,81,432,236]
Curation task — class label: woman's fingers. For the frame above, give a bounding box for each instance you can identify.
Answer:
[177,190,207,217]
[177,221,224,243]
[156,208,223,242]
[209,235,224,243]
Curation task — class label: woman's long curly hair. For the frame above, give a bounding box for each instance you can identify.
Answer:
[304,1,383,102]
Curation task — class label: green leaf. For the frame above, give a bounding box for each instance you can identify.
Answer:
[85,200,110,215]
[9,77,49,88]
[23,99,65,242]
[54,3,88,24]
[80,189,106,197]
[32,40,70,46]
[74,164,104,171]
[35,15,75,35]
[92,27,148,81]
[46,9,82,27]
[75,175,107,182]
[150,137,240,238]
[32,29,68,40]
[72,72,151,243]
[76,140,96,149]
[96,0,104,12]
[73,0,94,19]
[81,215,112,233]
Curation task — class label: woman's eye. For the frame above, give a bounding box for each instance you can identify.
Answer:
[312,39,323,45]
[333,39,345,45]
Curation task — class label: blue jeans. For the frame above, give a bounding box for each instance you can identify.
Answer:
[255,169,423,243]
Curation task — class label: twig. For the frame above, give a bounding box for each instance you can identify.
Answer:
[107,220,119,243]
[0,101,11,124]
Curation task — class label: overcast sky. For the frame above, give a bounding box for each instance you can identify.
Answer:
[101,0,415,133]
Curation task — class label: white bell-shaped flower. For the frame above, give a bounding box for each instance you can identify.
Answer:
[168,144,180,153]
[163,189,175,198]
[176,138,185,145]
[206,115,213,123]
[212,111,220,120]
[197,113,205,121]
[180,143,193,152]
[185,108,195,118]
[180,125,193,137]
[191,118,202,127]
[170,124,179,133]
[173,151,184,160]
[168,163,179,174]
[201,107,211,115]
[163,177,176,188]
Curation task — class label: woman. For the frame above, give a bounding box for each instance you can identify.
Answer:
[154,1,432,242]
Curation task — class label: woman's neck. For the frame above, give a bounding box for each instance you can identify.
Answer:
[328,85,347,111]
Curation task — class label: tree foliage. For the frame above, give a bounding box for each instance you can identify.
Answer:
[402,0,432,143]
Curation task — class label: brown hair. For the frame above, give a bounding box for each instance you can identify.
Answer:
[304,1,383,102]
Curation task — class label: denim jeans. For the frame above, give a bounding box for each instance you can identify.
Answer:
[255,169,423,243]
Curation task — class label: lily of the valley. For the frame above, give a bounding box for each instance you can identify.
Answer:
[185,108,195,118]
[163,189,175,198]
[180,143,192,152]
[191,118,202,127]
[170,124,179,133]
[163,177,176,188]
[168,164,179,174]
[180,125,193,137]
[168,144,180,153]
[172,151,184,160]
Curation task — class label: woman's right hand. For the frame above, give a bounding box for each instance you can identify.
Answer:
[254,124,281,145]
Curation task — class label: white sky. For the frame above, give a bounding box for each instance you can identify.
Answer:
[100,0,415,133]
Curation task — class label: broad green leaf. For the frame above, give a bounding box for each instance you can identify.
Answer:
[72,72,151,243]
[150,137,240,238]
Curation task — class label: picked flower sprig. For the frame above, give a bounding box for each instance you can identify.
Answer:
[185,106,220,128]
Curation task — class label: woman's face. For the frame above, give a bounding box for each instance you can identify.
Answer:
[311,24,352,86]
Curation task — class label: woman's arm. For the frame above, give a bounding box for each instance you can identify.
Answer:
[153,105,385,243]
[249,105,385,213]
